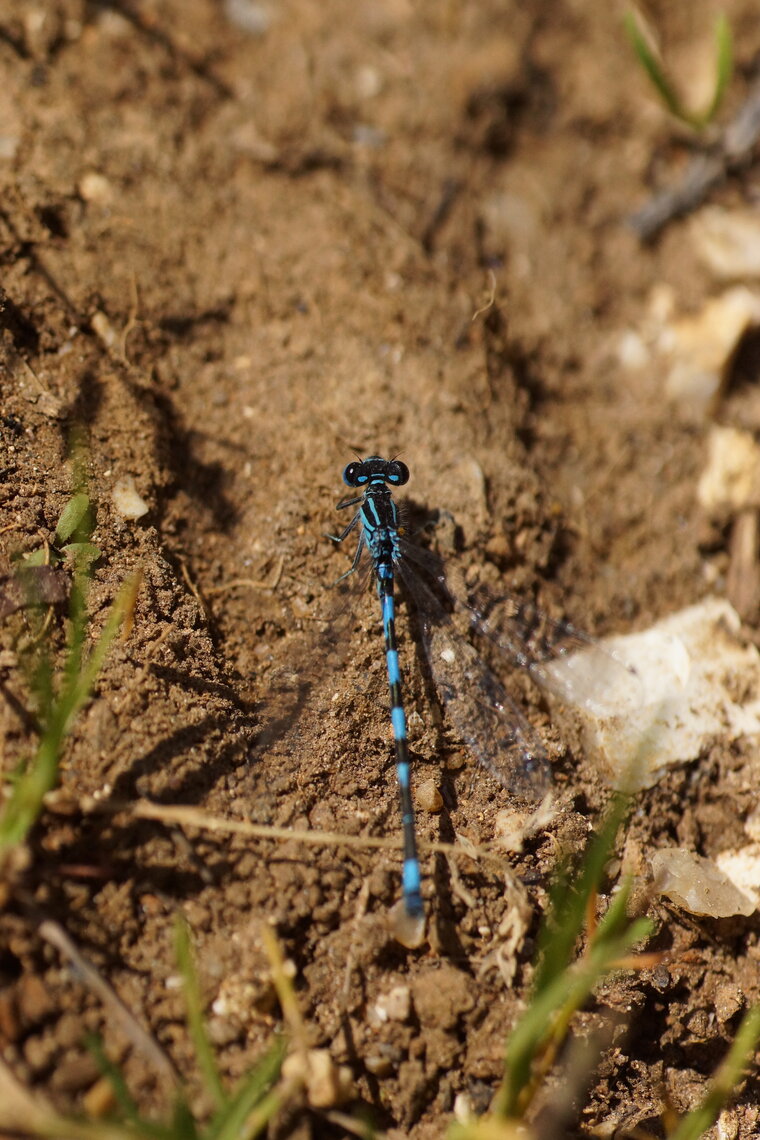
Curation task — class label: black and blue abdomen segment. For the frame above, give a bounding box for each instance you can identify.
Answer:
[377,558,422,918]
[336,456,424,933]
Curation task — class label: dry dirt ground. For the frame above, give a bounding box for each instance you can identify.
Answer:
[3,1,760,1137]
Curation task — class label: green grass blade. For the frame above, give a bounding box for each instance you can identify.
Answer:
[85,1034,141,1128]
[495,794,652,1120]
[208,1036,288,1140]
[0,572,140,853]
[533,792,629,995]
[62,572,141,735]
[669,1006,760,1140]
[625,11,683,120]
[625,9,733,130]
[169,1097,201,1140]
[174,915,227,1114]
[703,14,733,125]
[54,492,91,545]
[86,1033,182,1139]
[30,649,55,729]
[0,732,66,848]
[498,912,653,1119]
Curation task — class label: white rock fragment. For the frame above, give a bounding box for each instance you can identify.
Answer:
[493,807,531,853]
[113,476,149,520]
[691,207,760,280]
[549,597,760,790]
[223,0,274,35]
[661,287,760,410]
[616,329,650,370]
[651,848,756,918]
[91,309,119,349]
[281,1049,353,1109]
[373,985,412,1023]
[697,425,760,513]
[79,172,113,204]
[355,65,382,99]
[0,135,20,160]
[453,1092,474,1124]
[715,844,760,903]
[745,807,760,842]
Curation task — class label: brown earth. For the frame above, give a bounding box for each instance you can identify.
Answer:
[2,1,760,1137]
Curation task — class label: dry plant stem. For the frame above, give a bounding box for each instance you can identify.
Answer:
[118,569,142,640]
[0,1055,134,1140]
[120,798,497,864]
[726,507,760,620]
[38,918,178,1087]
[260,924,309,1057]
[0,1055,54,1133]
[630,71,760,241]
[326,1108,389,1138]
[204,555,285,594]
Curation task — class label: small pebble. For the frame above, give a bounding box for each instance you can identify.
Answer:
[55,1012,85,1049]
[697,426,760,513]
[0,136,20,160]
[373,984,411,1023]
[282,1048,354,1109]
[714,982,743,1024]
[50,1053,101,1093]
[691,207,760,279]
[223,0,273,35]
[617,329,650,370]
[82,1075,117,1118]
[416,779,442,812]
[24,1033,55,1072]
[365,1052,393,1077]
[112,476,149,520]
[79,172,113,203]
[17,974,53,1026]
[207,1014,243,1047]
[661,286,760,413]
[0,990,20,1042]
[90,310,118,349]
[453,1092,474,1124]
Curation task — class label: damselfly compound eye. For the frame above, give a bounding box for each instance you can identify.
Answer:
[387,461,409,486]
[343,461,365,487]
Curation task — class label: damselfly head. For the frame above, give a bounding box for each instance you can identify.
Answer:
[343,457,410,488]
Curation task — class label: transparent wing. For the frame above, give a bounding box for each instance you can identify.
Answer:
[420,612,552,802]
[464,583,642,718]
[397,556,552,802]
[399,538,641,719]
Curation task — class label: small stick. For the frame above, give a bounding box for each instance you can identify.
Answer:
[727,507,760,620]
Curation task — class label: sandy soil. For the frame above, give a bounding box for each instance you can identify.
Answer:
[2,1,760,1136]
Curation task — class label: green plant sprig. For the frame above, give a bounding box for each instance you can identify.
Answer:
[625,10,733,131]
[669,1005,760,1140]
[495,793,653,1120]
[0,491,139,855]
[85,918,287,1140]
[448,788,760,1140]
